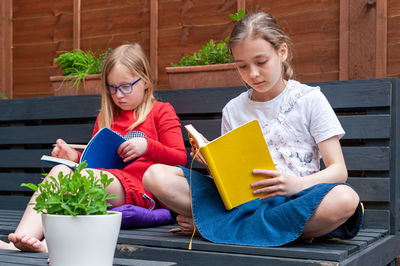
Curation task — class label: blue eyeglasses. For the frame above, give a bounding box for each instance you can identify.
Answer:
[106,77,142,95]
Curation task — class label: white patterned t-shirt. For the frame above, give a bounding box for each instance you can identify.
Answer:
[221,80,344,177]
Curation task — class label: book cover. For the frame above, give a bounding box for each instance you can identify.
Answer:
[41,128,131,169]
[185,120,276,210]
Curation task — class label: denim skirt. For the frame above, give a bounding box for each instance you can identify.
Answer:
[179,166,364,247]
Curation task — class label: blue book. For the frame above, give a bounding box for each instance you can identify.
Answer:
[41,128,134,169]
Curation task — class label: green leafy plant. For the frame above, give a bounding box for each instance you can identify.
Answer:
[172,9,246,67]
[0,92,6,99]
[172,36,233,66]
[54,48,110,90]
[21,162,117,216]
[228,8,246,22]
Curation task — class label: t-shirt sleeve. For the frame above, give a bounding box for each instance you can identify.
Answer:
[221,106,233,135]
[144,103,187,166]
[309,89,345,144]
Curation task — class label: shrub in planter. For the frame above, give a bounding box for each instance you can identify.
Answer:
[166,9,246,89]
[22,162,122,266]
[51,49,110,95]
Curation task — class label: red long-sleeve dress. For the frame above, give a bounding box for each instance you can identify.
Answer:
[91,101,187,208]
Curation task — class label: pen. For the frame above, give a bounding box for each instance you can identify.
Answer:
[53,144,87,149]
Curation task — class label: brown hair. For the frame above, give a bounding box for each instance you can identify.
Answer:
[228,12,294,80]
[97,43,155,131]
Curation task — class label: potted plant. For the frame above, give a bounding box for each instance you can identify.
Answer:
[22,162,122,266]
[50,49,110,96]
[165,9,246,90]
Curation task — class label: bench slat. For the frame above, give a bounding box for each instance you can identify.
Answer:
[339,115,390,139]
[314,78,391,109]
[160,79,392,115]
[0,175,390,203]
[342,147,390,171]
[184,146,390,172]
[0,196,30,210]
[0,79,391,121]
[115,225,386,263]
[0,149,52,168]
[344,177,390,202]
[0,114,389,147]
[0,124,93,145]
[180,114,391,142]
[0,95,101,122]
[0,173,43,192]
[363,210,390,229]
[0,146,389,171]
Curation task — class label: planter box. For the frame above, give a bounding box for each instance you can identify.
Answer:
[165,63,243,90]
[50,74,102,96]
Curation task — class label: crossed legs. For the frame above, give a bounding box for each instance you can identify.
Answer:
[0,165,125,252]
[143,164,360,240]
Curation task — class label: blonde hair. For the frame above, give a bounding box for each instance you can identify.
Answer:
[97,43,155,131]
[228,12,294,80]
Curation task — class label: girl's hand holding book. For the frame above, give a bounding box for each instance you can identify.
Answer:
[118,137,148,162]
[189,139,208,166]
[251,169,303,200]
[51,139,79,163]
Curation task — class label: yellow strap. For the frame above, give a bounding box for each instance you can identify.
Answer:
[188,149,201,250]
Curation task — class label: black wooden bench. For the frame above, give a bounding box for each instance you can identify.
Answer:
[0,78,399,265]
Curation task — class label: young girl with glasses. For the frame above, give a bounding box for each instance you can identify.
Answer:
[0,43,187,252]
[142,12,363,246]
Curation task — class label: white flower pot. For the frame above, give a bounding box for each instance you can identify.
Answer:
[42,211,122,266]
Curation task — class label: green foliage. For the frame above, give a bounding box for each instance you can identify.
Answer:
[172,37,233,66]
[54,48,111,90]
[21,162,117,216]
[172,9,246,67]
[0,92,6,99]
[228,9,246,22]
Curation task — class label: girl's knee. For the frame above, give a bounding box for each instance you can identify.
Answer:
[329,185,360,218]
[45,164,73,180]
[143,164,167,191]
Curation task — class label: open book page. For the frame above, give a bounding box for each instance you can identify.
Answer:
[184,124,208,150]
[41,155,79,168]
[184,124,210,167]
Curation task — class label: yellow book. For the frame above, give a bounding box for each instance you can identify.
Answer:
[185,120,276,210]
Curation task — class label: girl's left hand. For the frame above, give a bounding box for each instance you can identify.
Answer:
[251,169,303,200]
[117,137,148,162]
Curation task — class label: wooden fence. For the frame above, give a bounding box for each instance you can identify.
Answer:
[0,0,399,98]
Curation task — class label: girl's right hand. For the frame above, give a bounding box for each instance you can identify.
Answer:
[251,169,303,199]
[189,139,208,166]
[51,139,79,163]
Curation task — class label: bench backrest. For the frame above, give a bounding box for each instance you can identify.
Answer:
[0,78,398,234]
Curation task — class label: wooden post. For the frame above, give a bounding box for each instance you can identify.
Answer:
[0,0,12,99]
[339,0,349,80]
[376,0,387,77]
[339,0,388,80]
[237,0,246,12]
[150,0,158,88]
[73,0,81,50]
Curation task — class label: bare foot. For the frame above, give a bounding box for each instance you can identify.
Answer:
[176,215,201,236]
[0,240,18,250]
[8,233,47,252]
[296,236,314,244]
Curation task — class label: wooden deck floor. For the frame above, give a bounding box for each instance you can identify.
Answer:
[0,209,397,266]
